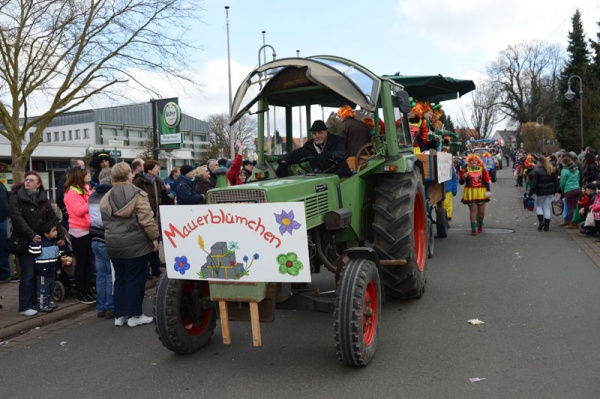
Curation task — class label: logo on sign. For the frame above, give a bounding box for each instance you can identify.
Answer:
[163,102,181,129]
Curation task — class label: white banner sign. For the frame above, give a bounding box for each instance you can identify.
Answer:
[436,152,453,183]
[159,202,311,283]
[160,133,182,145]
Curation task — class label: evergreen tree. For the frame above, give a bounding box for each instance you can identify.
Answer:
[556,9,591,152]
[587,20,600,150]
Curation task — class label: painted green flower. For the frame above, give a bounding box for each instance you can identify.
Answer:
[277,252,303,276]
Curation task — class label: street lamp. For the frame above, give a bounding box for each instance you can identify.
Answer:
[535,116,544,153]
[225,6,234,158]
[564,75,583,152]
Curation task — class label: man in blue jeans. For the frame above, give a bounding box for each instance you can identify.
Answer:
[0,181,13,282]
[88,168,114,319]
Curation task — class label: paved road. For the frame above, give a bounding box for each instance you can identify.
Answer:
[0,165,599,399]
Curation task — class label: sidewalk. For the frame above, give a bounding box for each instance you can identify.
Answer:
[0,274,158,341]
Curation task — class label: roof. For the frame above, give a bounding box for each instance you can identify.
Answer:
[20,103,209,132]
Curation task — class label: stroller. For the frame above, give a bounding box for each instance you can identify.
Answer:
[51,226,76,302]
[51,226,96,302]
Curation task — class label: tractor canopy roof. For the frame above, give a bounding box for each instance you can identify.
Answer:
[229,56,385,125]
[382,74,476,103]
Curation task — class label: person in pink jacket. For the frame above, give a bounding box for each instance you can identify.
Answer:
[590,186,600,240]
[64,166,95,304]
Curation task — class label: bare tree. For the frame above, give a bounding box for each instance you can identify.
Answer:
[0,0,201,182]
[207,113,257,159]
[458,80,503,140]
[486,40,563,127]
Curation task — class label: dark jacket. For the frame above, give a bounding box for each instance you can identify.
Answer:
[133,172,167,217]
[100,182,158,259]
[583,163,597,184]
[174,175,204,205]
[0,181,8,222]
[281,133,351,177]
[55,173,68,225]
[338,117,372,156]
[9,186,63,242]
[194,177,214,204]
[529,166,559,197]
[88,183,112,240]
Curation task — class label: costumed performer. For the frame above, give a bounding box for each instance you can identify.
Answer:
[442,151,458,221]
[459,153,491,236]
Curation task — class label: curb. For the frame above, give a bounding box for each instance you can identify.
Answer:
[0,278,158,342]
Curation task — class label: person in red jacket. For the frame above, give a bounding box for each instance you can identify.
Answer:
[459,154,491,236]
[227,140,245,186]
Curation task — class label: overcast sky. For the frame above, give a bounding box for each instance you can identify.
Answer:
[89,0,600,133]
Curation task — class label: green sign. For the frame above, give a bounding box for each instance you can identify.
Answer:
[109,150,122,157]
[154,98,182,149]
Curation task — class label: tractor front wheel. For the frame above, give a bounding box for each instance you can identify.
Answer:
[154,275,217,354]
[334,258,381,367]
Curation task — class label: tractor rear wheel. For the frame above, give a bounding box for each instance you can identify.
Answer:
[334,258,381,367]
[372,169,427,298]
[154,275,217,354]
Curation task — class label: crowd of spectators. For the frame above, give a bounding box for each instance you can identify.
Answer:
[0,147,257,319]
[515,147,600,235]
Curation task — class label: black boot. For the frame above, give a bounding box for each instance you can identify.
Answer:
[543,219,550,231]
[537,215,544,231]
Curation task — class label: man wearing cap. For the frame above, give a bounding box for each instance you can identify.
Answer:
[277,120,351,178]
[173,165,205,205]
[90,152,116,185]
[337,105,372,157]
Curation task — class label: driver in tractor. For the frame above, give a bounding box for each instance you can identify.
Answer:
[276,120,352,178]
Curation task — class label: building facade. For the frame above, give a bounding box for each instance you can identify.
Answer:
[0,103,210,199]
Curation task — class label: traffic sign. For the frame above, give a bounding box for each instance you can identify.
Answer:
[108,139,124,147]
[109,150,121,157]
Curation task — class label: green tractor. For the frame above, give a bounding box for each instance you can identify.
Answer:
[154,55,474,367]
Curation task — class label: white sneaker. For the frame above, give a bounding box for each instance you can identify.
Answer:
[19,309,38,317]
[127,314,153,327]
[115,316,127,327]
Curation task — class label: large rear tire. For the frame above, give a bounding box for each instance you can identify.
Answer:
[372,170,427,298]
[334,258,381,367]
[154,274,217,354]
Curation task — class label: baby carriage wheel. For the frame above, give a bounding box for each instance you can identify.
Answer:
[51,280,66,302]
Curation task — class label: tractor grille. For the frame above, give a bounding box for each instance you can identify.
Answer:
[208,189,267,204]
[303,192,330,219]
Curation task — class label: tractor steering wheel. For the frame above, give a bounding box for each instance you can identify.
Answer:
[298,157,337,175]
[354,143,374,171]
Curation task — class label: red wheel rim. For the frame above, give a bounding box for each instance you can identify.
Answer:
[181,281,211,336]
[363,279,378,345]
[413,192,427,272]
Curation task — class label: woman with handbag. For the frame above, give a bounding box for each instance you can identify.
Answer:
[8,171,65,316]
[527,156,559,231]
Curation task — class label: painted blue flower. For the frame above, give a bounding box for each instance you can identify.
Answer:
[243,255,249,263]
[174,256,191,275]
[274,210,302,236]
[253,253,259,260]
[228,241,239,252]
